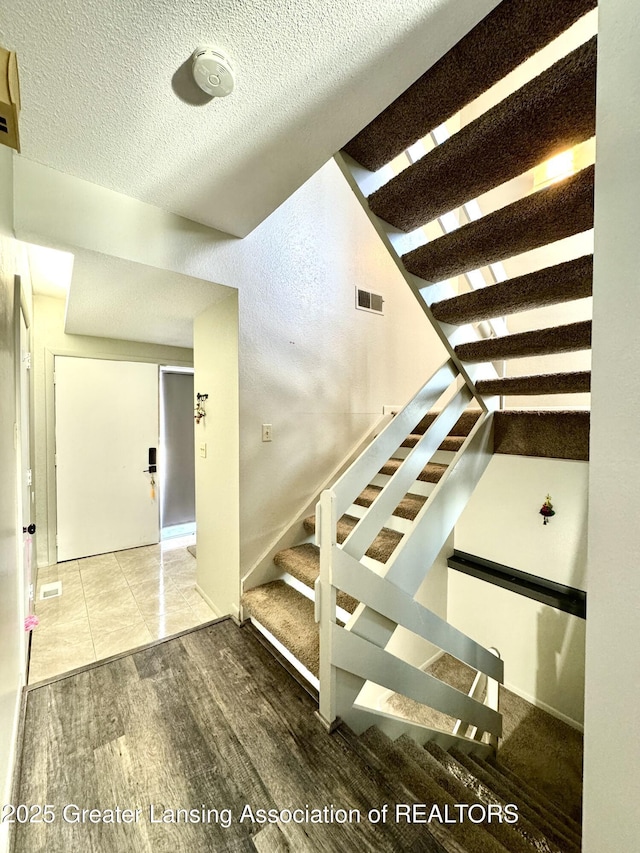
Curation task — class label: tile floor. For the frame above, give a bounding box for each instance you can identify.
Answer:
[28,535,215,684]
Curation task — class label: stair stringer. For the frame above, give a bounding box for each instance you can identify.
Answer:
[317,404,501,752]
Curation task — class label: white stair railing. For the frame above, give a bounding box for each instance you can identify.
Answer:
[315,359,502,754]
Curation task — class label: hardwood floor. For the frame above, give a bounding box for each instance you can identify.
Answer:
[11,619,443,852]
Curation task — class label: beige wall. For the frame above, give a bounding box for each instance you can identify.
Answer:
[0,147,26,853]
[583,0,640,847]
[193,294,240,616]
[31,295,193,567]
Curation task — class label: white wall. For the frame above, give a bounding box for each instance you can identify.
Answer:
[0,147,25,853]
[194,294,240,617]
[456,454,589,590]
[583,0,640,847]
[31,295,193,567]
[13,158,441,607]
[451,454,588,727]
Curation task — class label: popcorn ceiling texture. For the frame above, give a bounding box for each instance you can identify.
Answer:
[0,0,499,237]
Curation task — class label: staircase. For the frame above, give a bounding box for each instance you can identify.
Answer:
[243,0,593,849]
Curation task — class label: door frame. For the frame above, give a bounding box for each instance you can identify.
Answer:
[41,349,192,567]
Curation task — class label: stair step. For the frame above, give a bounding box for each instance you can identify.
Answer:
[494,410,590,461]
[353,484,427,521]
[403,165,594,281]
[358,728,510,853]
[380,458,448,483]
[303,513,403,564]
[424,742,567,853]
[475,371,590,397]
[369,38,596,231]
[415,408,482,436]
[455,320,592,363]
[402,433,465,452]
[449,748,581,853]
[273,544,358,614]
[395,736,535,853]
[467,754,583,850]
[483,755,583,839]
[241,581,319,677]
[342,0,597,172]
[431,255,593,325]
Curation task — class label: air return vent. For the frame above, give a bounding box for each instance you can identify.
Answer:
[355,287,384,315]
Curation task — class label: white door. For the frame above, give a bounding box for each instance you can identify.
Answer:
[55,357,160,561]
[20,307,34,663]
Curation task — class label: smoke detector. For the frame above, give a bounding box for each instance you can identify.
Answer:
[192,46,235,97]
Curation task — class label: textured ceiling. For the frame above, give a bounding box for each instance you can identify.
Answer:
[1,0,498,237]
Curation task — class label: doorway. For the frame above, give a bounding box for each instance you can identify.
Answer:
[160,367,196,540]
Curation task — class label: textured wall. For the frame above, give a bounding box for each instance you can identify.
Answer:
[15,160,442,585]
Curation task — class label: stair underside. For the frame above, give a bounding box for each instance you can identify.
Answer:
[403,165,594,281]
[431,255,593,325]
[476,371,590,396]
[494,410,590,460]
[455,320,592,363]
[342,0,597,171]
[369,37,596,231]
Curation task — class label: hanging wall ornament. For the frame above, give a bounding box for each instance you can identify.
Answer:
[539,494,555,525]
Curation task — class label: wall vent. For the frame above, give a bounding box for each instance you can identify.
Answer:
[355,287,384,315]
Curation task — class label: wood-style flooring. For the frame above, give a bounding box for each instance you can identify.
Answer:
[11,618,441,853]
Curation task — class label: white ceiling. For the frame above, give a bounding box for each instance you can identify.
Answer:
[1,0,498,237]
[32,246,233,349]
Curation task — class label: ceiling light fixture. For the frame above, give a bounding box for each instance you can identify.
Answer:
[192,46,235,98]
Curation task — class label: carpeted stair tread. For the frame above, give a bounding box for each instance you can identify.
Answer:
[497,687,584,825]
[415,409,482,436]
[241,581,319,677]
[467,754,583,850]
[303,514,403,564]
[395,736,536,853]
[342,0,597,172]
[358,728,510,853]
[402,433,466,452]
[449,748,580,853]
[380,458,449,484]
[431,256,593,325]
[353,484,427,521]
[403,165,594,278]
[475,371,591,396]
[336,727,455,853]
[454,320,592,363]
[494,410,590,461]
[424,742,566,853]
[369,37,597,231]
[273,544,358,614]
[482,756,583,838]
